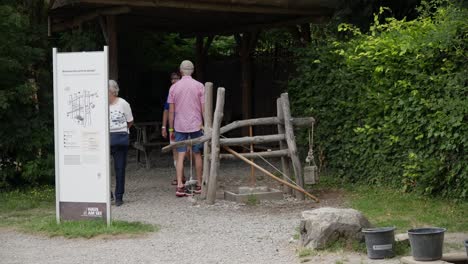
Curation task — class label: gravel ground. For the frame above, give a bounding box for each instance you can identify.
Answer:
[1,152,466,264]
[0,153,320,264]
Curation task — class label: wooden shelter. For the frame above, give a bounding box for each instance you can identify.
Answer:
[49,0,341,119]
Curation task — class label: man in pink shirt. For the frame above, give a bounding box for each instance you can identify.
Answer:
[168,60,204,197]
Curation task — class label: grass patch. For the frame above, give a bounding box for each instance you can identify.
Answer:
[312,175,468,232]
[347,185,468,232]
[246,194,259,206]
[292,226,301,240]
[297,247,316,257]
[23,217,157,238]
[0,187,157,238]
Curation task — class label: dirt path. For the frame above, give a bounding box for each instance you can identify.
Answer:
[1,153,466,264]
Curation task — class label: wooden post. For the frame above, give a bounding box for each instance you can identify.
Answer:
[277,98,292,195]
[235,31,259,132]
[195,36,214,83]
[281,93,305,200]
[206,88,225,205]
[201,82,213,199]
[249,125,255,187]
[106,15,118,81]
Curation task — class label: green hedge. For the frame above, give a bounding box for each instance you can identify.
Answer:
[289,4,467,199]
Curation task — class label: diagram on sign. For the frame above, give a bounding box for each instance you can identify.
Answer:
[66,89,98,127]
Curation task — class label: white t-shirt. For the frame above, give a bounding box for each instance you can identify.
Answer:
[109,98,133,133]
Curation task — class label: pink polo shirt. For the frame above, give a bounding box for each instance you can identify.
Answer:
[167,76,204,133]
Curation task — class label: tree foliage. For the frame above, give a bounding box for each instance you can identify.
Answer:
[0,2,53,188]
[289,2,467,199]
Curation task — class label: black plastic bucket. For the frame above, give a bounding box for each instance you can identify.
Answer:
[362,227,396,259]
[465,239,468,259]
[408,227,446,261]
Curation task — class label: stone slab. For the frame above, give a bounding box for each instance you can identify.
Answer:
[400,256,450,264]
[441,252,468,262]
[224,187,283,203]
[401,253,467,264]
[216,190,225,200]
[395,233,409,242]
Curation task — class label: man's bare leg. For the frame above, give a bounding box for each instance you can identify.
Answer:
[194,152,203,185]
[172,149,178,168]
[176,151,186,188]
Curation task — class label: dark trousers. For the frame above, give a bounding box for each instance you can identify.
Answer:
[111,145,128,201]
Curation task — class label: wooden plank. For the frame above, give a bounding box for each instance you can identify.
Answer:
[223,146,319,202]
[161,117,315,152]
[217,149,289,160]
[206,88,225,205]
[277,98,292,194]
[281,93,304,200]
[201,82,213,199]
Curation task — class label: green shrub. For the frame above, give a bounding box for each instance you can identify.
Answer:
[289,3,467,199]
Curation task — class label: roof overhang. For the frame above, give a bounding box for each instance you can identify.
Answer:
[49,0,340,34]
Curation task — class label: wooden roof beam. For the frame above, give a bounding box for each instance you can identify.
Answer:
[53,0,331,15]
[51,6,131,32]
[175,15,329,37]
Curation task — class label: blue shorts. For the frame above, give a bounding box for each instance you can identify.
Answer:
[175,130,203,153]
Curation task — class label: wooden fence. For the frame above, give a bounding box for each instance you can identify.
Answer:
[162,83,319,204]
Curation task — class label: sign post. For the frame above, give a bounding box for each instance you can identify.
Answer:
[53,47,110,226]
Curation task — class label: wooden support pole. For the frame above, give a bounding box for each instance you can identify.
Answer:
[201,82,213,199]
[195,36,204,82]
[249,125,255,187]
[106,15,118,81]
[235,31,259,128]
[223,146,319,202]
[277,98,292,194]
[195,36,214,82]
[281,93,305,200]
[206,88,225,205]
[161,117,314,153]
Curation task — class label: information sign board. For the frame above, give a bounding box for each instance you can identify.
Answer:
[53,47,110,225]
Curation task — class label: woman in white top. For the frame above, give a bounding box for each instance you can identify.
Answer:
[109,80,133,206]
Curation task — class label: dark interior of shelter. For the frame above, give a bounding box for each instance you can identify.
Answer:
[117,31,292,128]
[49,0,421,139]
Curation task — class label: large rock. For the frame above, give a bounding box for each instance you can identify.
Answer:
[299,207,372,249]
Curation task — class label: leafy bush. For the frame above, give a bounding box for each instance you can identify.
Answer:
[0,3,53,188]
[289,3,467,199]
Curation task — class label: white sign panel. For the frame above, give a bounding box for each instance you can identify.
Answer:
[53,47,110,224]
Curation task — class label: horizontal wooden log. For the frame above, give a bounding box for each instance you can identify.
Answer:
[217,149,289,160]
[161,116,315,152]
[291,117,315,127]
[219,134,285,146]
